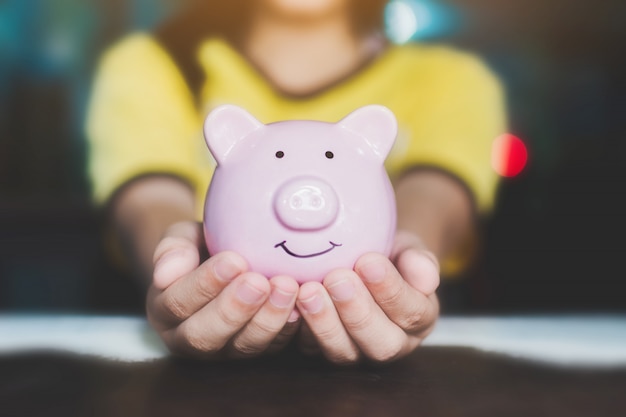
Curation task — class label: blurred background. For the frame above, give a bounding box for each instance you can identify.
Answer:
[1,0,625,315]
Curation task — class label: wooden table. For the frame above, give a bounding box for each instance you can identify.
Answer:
[1,314,625,417]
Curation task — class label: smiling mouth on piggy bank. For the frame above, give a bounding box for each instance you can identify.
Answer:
[274,241,342,258]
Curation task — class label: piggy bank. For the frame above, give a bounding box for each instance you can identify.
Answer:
[203,104,397,283]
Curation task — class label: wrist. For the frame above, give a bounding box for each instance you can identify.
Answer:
[111,176,197,284]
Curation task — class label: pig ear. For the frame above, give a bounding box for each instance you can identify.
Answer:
[338,105,397,160]
[203,105,263,164]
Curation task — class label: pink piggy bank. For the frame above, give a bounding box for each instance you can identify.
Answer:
[203,104,397,283]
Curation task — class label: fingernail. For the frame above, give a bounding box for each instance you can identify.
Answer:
[154,249,180,272]
[327,279,355,302]
[213,259,240,283]
[300,293,323,315]
[359,260,386,283]
[237,280,266,305]
[269,288,295,309]
[287,309,300,323]
[153,250,185,288]
[422,250,441,273]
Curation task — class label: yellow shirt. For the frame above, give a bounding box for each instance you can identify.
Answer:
[85,33,507,274]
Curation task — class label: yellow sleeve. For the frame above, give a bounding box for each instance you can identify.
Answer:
[85,33,202,205]
[432,53,507,214]
[389,47,508,214]
[386,47,508,277]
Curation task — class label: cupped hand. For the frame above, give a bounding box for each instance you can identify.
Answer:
[295,229,440,364]
[146,221,301,359]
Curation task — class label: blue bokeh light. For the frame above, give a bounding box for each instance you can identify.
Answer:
[384,0,460,43]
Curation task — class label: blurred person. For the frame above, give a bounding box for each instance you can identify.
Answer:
[85,0,506,362]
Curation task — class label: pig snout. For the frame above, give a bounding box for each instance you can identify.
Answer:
[274,177,339,230]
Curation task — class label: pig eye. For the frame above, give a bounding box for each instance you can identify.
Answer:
[325,151,334,159]
[275,151,285,159]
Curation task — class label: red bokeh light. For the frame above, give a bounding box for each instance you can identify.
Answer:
[492,134,528,177]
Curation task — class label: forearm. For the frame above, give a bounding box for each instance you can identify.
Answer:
[110,176,197,287]
[393,169,475,262]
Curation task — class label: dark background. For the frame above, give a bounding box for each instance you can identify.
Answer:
[1,0,625,314]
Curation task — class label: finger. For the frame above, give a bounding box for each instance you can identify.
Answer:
[396,249,440,295]
[296,281,360,364]
[228,275,300,357]
[324,268,413,362]
[149,251,248,328]
[163,272,271,356]
[152,222,205,289]
[355,252,439,336]
[390,230,440,295]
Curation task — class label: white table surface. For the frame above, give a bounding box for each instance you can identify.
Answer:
[1,313,625,368]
